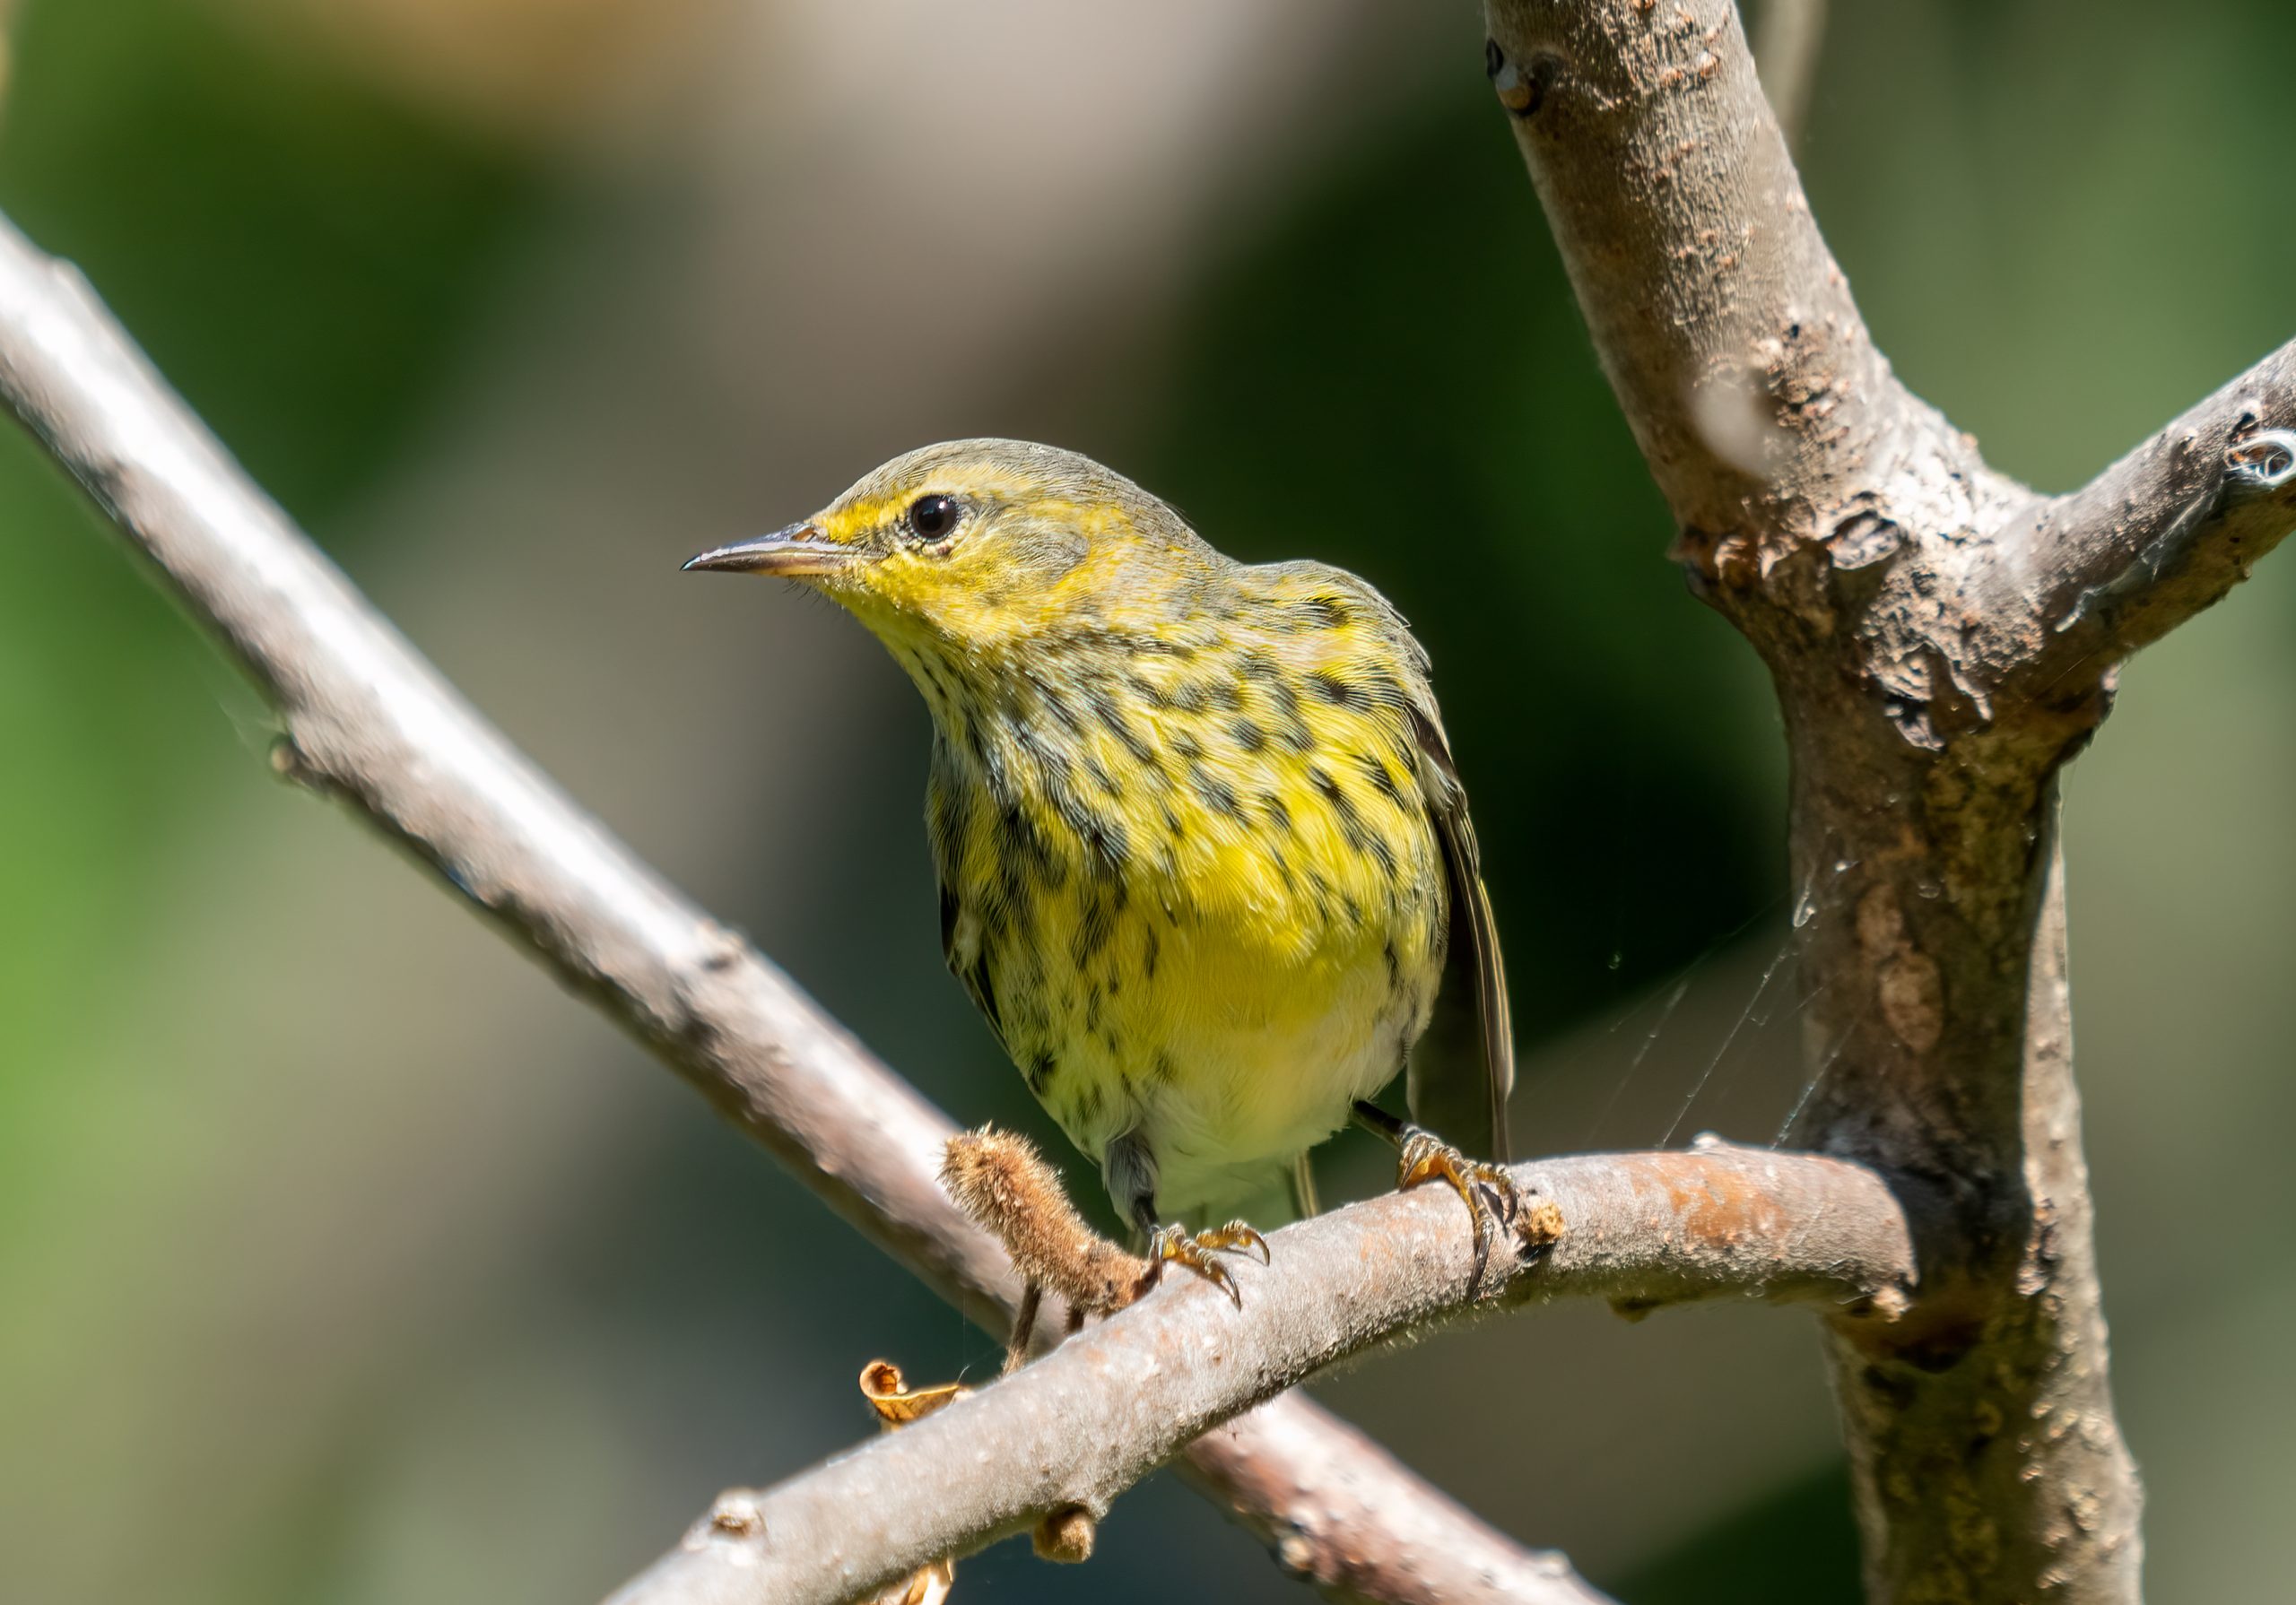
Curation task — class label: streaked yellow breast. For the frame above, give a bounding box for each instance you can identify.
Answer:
[912,562,1451,1216]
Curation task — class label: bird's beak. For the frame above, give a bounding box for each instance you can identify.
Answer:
[681,522,851,577]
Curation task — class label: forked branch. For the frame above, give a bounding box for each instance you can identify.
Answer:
[1483,3,2296,1601]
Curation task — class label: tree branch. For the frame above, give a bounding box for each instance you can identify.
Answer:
[0,215,1587,1603]
[610,1146,1920,1605]
[2001,338,2296,695]
[1485,0,2015,565]
[1475,4,2296,1601]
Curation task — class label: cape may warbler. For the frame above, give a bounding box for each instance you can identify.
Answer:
[686,440,1518,1296]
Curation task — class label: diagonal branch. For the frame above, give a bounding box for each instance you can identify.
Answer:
[1999,337,2296,695]
[0,215,1589,1603]
[611,1146,1921,1605]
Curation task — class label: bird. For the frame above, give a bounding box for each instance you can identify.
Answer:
[684,439,1517,1299]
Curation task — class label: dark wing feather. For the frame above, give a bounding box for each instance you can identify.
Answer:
[939,881,1006,1054]
[930,746,1009,1054]
[1406,705,1516,1163]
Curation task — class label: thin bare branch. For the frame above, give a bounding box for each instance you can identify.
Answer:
[1751,0,1828,153]
[612,1146,1920,1605]
[1179,1392,1588,1605]
[2002,337,2296,693]
[0,214,1588,1603]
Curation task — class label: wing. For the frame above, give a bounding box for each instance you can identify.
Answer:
[1405,703,1516,1163]
[930,751,1008,1054]
[1273,561,1516,1160]
[940,881,1007,1054]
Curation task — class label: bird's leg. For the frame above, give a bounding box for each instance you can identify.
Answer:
[1352,1100,1520,1289]
[1108,1132,1268,1308]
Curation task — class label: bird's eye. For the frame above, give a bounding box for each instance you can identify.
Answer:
[908,494,960,542]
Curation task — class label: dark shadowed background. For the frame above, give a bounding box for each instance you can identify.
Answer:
[3,2,2290,1601]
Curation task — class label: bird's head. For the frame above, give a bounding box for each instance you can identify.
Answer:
[683,438,1206,660]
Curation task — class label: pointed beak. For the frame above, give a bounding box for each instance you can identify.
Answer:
[681,522,850,577]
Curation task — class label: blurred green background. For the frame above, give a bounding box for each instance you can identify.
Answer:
[1,2,2289,1601]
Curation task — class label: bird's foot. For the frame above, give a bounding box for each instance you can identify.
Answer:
[1141,1220,1269,1307]
[1396,1127,1520,1290]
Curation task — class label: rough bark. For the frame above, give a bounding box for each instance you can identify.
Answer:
[611,1146,1919,1605]
[1484,1,2296,1599]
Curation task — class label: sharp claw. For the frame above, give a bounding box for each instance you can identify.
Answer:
[1146,1221,1265,1306]
[1200,1221,1271,1265]
[1395,1127,1522,1292]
